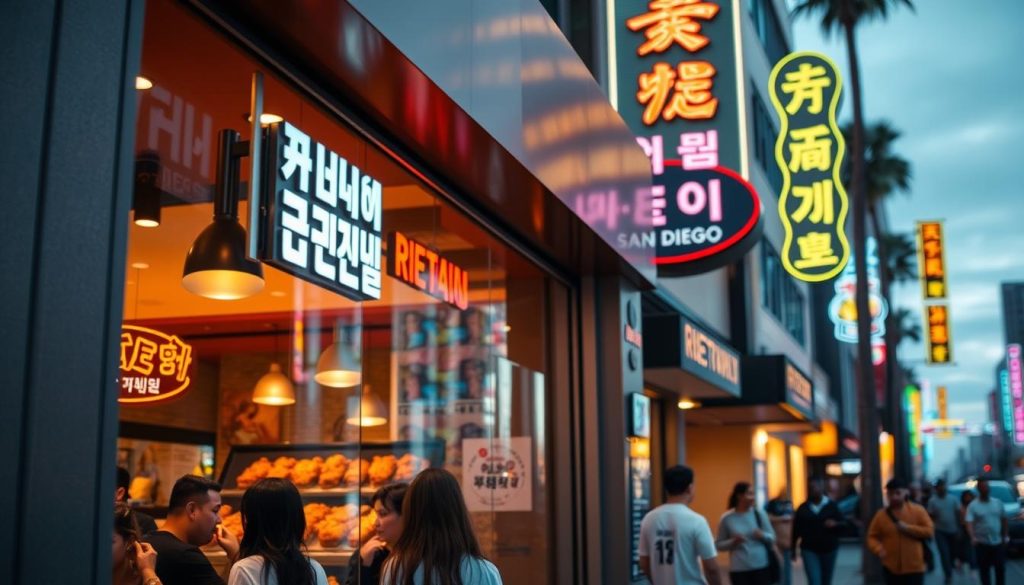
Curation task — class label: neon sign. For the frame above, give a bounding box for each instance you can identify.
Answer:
[925,304,953,365]
[769,52,850,282]
[387,231,469,310]
[1008,344,1024,445]
[1000,368,1014,441]
[119,325,193,404]
[827,236,889,346]
[916,221,948,300]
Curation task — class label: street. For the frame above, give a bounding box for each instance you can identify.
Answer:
[788,543,1024,585]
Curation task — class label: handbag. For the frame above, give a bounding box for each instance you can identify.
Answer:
[754,509,782,584]
[885,507,935,572]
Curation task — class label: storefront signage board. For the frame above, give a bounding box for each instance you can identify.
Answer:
[261,121,382,301]
[609,0,763,275]
[462,437,533,512]
[827,236,888,347]
[916,221,948,300]
[628,393,651,439]
[119,325,193,404]
[999,368,1014,441]
[925,304,953,364]
[905,385,921,457]
[769,52,850,282]
[386,231,469,310]
[681,318,741,395]
[784,362,814,420]
[1008,344,1024,445]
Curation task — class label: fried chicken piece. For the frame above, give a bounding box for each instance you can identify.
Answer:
[220,511,244,541]
[343,458,370,485]
[290,457,323,487]
[236,457,272,488]
[393,453,431,482]
[302,502,331,541]
[368,455,398,486]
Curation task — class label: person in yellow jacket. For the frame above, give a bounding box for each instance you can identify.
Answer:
[867,478,935,585]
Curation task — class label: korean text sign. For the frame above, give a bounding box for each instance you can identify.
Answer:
[769,52,850,282]
[925,304,953,364]
[1009,345,1024,445]
[916,221,948,300]
[261,121,382,301]
[119,325,193,404]
[462,437,533,512]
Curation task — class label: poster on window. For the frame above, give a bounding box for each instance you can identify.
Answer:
[462,437,533,512]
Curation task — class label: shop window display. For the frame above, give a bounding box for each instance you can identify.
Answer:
[117,0,558,582]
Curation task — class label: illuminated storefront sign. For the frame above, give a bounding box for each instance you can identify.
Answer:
[916,221,948,300]
[784,363,814,420]
[386,231,469,310]
[905,385,921,457]
[1000,368,1014,440]
[925,304,953,364]
[261,121,382,301]
[1008,344,1024,445]
[119,325,193,404]
[937,385,951,439]
[827,236,889,346]
[769,52,850,282]
[683,319,740,394]
[610,0,760,274]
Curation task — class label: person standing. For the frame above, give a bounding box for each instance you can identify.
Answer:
[957,491,977,576]
[143,475,239,585]
[113,503,161,585]
[227,478,328,585]
[867,479,934,585]
[791,478,844,585]
[639,465,722,585]
[965,477,1009,585]
[715,482,777,585]
[765,491,794,585]
[926,479,960,585]
[346,483,407,585]
[117,466,158,536]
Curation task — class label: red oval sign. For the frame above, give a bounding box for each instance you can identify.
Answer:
[118,325,194,404]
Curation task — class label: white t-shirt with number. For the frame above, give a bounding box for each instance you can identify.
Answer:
[639,503,718,584]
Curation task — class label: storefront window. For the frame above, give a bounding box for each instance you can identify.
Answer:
[118,0,561,581]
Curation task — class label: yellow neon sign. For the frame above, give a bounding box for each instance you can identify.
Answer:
[769,52,850,282]
[119,325,194,404]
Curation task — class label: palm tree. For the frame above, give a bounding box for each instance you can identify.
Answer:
[880,232,916,284]
[792,1,915,581]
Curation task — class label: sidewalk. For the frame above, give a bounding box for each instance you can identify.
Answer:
[788,540,992,585]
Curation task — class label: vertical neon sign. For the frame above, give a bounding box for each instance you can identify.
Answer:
[1008,344,1024,445]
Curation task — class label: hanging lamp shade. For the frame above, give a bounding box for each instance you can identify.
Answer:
[133,151,161,228]
[315,324,362,388]
[346,385,388,427]
[182,129,264,300]
[252,363,296,405]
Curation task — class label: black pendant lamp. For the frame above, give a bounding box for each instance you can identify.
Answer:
[133,150,161,228]
[182,129,264,300]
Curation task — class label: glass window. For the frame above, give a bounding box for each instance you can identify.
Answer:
[751,88,783,195]
[747,0,790,66]
[761,240,806,346]
[118,1,564,582]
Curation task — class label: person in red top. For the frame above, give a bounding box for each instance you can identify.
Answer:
[867,478,935,585]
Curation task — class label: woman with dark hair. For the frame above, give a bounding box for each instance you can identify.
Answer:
[112,502,160,585]
[383,468,502,585]
[228,478,328,585]
[346,483,408,585]
[715,482,777,585]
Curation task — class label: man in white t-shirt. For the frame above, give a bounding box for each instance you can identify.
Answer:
[639,465,722,584]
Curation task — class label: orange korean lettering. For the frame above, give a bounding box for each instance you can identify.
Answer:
[921,224,941,240]
[637,63,676,125]
[928,306,947,325]
[667,61,717,120]
[923,239,942,258]
[925,257,944,278]
[626,0,719,56]
[930,324,948,344]
[159,337,193,382]
[931,345,949,363]
[926,281,945,297]
[125,335,158,376]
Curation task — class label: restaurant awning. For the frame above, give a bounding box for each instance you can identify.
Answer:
[643,313,742,399]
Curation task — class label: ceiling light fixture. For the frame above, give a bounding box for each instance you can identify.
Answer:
[133,151,161,227]
[135,76,153,90]
[677,397,701,410]
[182,129,264,300]
[253,325,296,405]
[346,385,388,427]
[315,322,362,388]
[246,112,284,125]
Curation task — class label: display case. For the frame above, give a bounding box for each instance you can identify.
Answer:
[205,440,444,577]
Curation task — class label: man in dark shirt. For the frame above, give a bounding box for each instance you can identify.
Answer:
[116,466,158,535]
[792,477,845,585]
[143,474,239,585]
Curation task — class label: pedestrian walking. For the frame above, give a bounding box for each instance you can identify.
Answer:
[956,491,977,575]
[382,468,502,585]
[791,478,844,585]
[867,479,934,585]
[639,465,722,585]
[965,477,1009,585]
[227,478,328,585]
[926,479,959,584]
[715,482,778,585]
[765,491,793,585]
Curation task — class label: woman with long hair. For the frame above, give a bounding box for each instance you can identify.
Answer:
[346,483,408,585]
[383,468,502,585]
[714,482,777,585]
[112,503,160,585]
[228,478,328,585]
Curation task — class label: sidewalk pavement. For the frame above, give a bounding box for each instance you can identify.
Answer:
[787,540,982,585]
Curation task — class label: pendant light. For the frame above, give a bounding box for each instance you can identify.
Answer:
[346,385,388,427]
[315,322,362,388]
[133,151,161,228]
[253,325,296,405]
[182,129,264,300]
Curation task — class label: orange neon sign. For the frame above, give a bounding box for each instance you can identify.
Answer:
[387,232,469,310]
[916,221,948,300]
[925,304,953,364]
[119,325,193,404]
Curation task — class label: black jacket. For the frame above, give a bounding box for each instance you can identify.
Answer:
[792,499,845,553]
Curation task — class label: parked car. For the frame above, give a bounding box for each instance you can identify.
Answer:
[949,480,1024,551]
